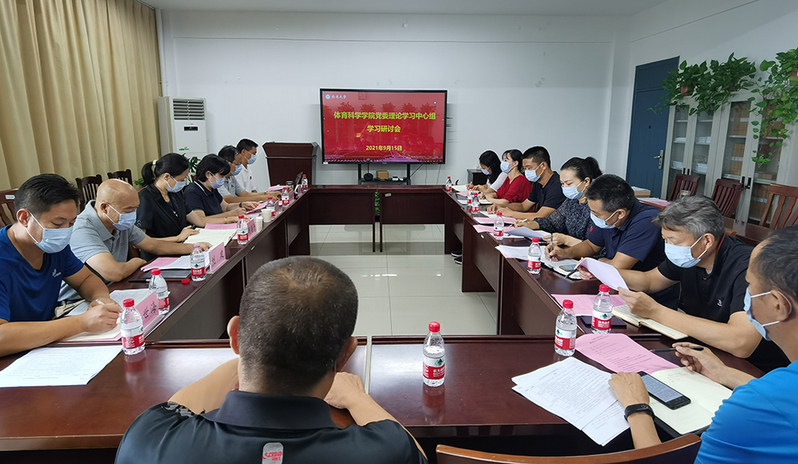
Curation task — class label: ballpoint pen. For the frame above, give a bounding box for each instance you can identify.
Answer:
[650,346,704,352]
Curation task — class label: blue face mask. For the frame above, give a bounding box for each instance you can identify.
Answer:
[590,210,618,229]
[665,236,708,268]
[26,214,73,254]
[525,164,541,183]
[249,154,257,165]
[500,161,512,174]
[167,177,186,193]
[209,175,225,189]
[106,205,137,231]
[233,164,243,176]
[481,168,490,176]
[562,181,585,200]
[743,288,791,341]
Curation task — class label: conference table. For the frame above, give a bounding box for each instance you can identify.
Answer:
[0,185,765,463]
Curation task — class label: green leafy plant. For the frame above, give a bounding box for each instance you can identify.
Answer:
[659,61,707,112]
[133,177,144,186]
[188,156,200,174]
[750,48,798,167]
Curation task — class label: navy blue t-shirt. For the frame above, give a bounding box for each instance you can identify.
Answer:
[0,226,84,322]
[586,200,665,272]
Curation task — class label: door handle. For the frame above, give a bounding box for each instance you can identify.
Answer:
[746,177,752,189]
[654,150,664,170]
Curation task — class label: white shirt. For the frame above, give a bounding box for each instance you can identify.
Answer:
[489,172,508,192]
[235,164,256,192]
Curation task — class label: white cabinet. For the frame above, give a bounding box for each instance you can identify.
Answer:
[662,92,798,223]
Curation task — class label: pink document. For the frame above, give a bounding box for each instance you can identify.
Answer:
[141,257,178,272]
[205,223,237,230]
[474,216,515,225]
[552,294,625,316]
[575,333,677,375]
[473,224,517,234]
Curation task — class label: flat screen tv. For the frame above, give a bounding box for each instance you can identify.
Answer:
[320,89,447,164]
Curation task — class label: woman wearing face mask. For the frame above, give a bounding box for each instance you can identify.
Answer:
[183,155,256,228]
[137,154,199,247]
[483,149,531,208]
[514,157,602,246]
[466,150,506,194]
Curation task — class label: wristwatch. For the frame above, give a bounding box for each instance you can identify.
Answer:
[624,403,654,421]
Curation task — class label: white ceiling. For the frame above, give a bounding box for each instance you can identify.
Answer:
[142,0,669,16]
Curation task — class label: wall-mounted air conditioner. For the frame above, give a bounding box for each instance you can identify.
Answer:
[157,97,208,160]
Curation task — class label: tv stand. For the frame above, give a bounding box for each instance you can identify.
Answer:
[357,163,412,185]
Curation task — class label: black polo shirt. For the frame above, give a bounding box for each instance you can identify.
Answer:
[116,393,427,464]
[528,171,566,212]
[184,180,224,216]
[658,235,789,372]
[136,184,189,239]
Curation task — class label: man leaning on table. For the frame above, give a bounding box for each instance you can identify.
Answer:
[610,225,798,464]
[217,145,278,204]
[615,196,787,372]
[116,256,427,464]
[0,175,120,357]
[57,179,211,304]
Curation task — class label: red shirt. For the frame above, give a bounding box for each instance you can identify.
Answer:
[495,175,532,203]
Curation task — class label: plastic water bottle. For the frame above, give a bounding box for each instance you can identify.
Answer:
[470,190,480,213]
[592,285,613,334]
[120,298,145,356]
[148,269,170,314]
[466,195,473,211]
[445,177,452,192]
[493,212,504,240]
[555,299,577,356]
[527,237,542,274]
[281,186,290,206]
[190,244,206,282]
[423,321,445,387]
[237,215,249,245]
[265,198,275,222]
[301,174,309,193]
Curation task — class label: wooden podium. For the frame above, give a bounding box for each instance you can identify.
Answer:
[263,142,315,185]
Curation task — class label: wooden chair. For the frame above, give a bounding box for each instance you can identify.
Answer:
[711,178,743,218]
[75,174,103,209]
[667,174,700,202]
[0,189,17,226]
[436,435,701,464]
[760,183,798,230]
[107,169,133,185]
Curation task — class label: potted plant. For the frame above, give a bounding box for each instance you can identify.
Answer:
[660,61,707,112]
[750,48,798,167]
[694,54,756,115]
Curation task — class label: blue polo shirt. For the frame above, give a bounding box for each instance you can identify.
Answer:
[586,200,665,272]
[695,360,798,464]
[0,226,84,322]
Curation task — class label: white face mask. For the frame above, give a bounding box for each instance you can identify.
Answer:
[664,236,708,268]
[744,288,792,341]
[590,210,618,229]
[525,164,542,183]
[562,180,585,200]
[25,214,73,254]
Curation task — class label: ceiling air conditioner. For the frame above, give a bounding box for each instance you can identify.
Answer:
[157,97,208,160]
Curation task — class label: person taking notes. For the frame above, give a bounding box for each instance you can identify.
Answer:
[57,179,211,303]
[494,146,566,221]
[116,257,427,464]
[610,225,798,463]
[483,149,531,206]
[235,138,262,192]
[0,175,120,357]
[615,196,787,371]
[217,145,277,204]
[547,174,677,308]
[183,155,257,228]
[467,150,506,194]
[514,157,602,245]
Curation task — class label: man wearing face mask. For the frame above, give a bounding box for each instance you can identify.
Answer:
[57,179,212,304]
[235,139,262,193]
[608,225,798,462]
[217,145,277,205]
[0,174,121,357]
[496,146,565,220]
[547,174,677,308]
[615,195,787,371]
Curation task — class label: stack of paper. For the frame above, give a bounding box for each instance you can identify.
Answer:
[612,305,688,340]
[474,216,515,225]
[648,367,732,434]
[512,357,629,446]
[495,245,530,260]
[579,258,628,290]
[185,228,236,248]
[141,253,210,273]
[506,227,550,240]
[0,345,122,387]
[451,184,470,192]
[474,224,517,234]
[205,223,238,230]
[575,333,678,375]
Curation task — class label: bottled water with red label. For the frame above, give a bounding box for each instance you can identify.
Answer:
[527,237,542,274]
[281,187,290,206]
[493,212,504,240]
[237,215,249,245]
[121,298,144,356]
[445,177,452,192]
[423,321,445,387]
[301,174,309,193]
[592,285,613,334]
[190,244,206,281]
[555,299,576,356]
[148,269,170,314]
[470,190,480,213]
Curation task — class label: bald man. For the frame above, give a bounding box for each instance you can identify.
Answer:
[58,179,211,303]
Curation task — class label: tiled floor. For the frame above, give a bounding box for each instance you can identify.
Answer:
[311,224,498,336]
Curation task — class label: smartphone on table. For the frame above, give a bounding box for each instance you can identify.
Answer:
[638,371,691,410]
